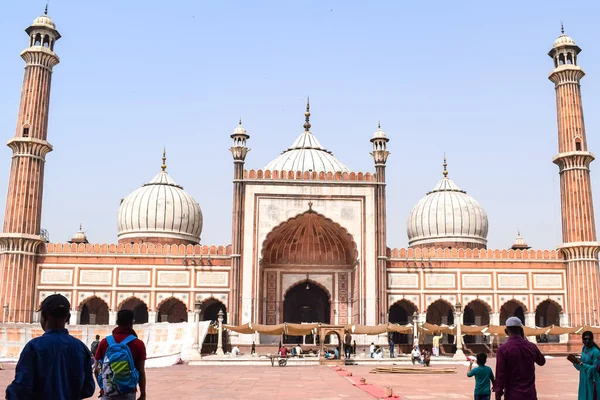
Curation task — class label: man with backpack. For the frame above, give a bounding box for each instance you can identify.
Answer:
[6,294,96,399]
[94,309,146,400]
[90,335,100,362]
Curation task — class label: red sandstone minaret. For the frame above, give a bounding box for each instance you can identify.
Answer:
[370,122,390,324]
[0,9,60,323]
[229,119,250,325]
[549,26,600,326]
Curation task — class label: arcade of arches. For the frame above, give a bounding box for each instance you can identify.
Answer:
[260,210,358,326]
[385,298,565,345]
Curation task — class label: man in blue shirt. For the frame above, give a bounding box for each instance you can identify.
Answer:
[6,294,96,399]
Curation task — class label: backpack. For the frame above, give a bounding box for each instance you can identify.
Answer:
[98,335,140,396]
[90,340,99,357]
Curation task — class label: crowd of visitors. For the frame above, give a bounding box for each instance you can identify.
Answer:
[5,294,146,400]
[4,303,600,399]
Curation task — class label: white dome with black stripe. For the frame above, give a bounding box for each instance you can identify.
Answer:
[117,154,202,244]
[406,159,488,248]
[263,99,350,173]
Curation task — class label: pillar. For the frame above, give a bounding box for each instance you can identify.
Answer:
[371,123,390,324]
[216,308,225,356]
[489,312,500,326]
[0,10,60,323]
[148,311,157,323]
[229,120,249,325]
[549,29,600,327]
[108,311,117,326]
[453,304,465,360]
[69,310,79,325]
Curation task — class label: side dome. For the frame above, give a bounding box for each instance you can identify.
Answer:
[406,159,488,249]
[117,153,202,245]
[263,100,350,173]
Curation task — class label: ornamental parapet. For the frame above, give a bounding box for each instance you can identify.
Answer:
[553,151,595,171]
[387,247,562,260]
[244,169,376,182]
[41,242,232,257]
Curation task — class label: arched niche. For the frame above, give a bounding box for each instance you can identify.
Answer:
[389,299,417,345]
[119,297,149,324]
[535,299,562,344]
[79,296,109,325]
[157,297,188,323]
[463,299,491,344]
[499,299,527,325]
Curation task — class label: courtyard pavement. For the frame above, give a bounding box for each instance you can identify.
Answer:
[0,357,578,399]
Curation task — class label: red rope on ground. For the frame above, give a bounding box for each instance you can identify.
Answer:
[332,367,401,399]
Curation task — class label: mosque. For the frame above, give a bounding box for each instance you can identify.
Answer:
[0,11,598,350]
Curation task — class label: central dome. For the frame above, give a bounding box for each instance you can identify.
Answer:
[117,153,203,245]
[406,159,488,249]
[263,100,350,173]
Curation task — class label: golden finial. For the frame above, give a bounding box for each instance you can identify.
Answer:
[303,97,311,131]
[161,147,167,172]
[443,154,448,177]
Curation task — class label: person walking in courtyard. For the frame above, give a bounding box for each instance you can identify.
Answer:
[370,342,375,358]
[344,332,352,358]
[493,316,546,400]
[432,333,442,356]
[95,309,147,400]
[6,294,95,400]
[567,331,600,400]
[388,335,395,358]
[468,352,495,400]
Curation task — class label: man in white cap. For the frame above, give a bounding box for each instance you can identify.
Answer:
[493,316,546,399]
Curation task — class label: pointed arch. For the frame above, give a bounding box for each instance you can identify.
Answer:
[261,209,358,267]
[118,296,149,324]
[426,299,454,326]
[79,296,109,325]
[499,299,527,325]
[389,299,417,345]
[535,299,562,327]
[157,297,188,323]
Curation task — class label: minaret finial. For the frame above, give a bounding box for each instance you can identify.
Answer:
[79,223,82,231]
[378,120,381,129]
[161,147,167,172]
[44,2,48,15]
[443,153,448,177]
[239,117,242,126]
[303,97,311,132]
[561,21,564,34]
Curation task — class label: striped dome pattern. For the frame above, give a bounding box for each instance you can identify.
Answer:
[407,177,488,247]
[264,131,350,173]
[117,171,203,243]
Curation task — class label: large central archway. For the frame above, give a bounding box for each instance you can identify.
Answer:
[283,281,331,324]
[260,207,358,325]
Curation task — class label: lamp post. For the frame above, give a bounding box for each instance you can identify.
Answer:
[216,308,225,356]
[453,301,465,360]
[412,311,419,347]
[193,300,202,353]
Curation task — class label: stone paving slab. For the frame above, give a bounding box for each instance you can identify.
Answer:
[0,357,579,399]
[345,357,578,399]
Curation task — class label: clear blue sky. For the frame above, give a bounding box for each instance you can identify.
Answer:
[1,0,599,250]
